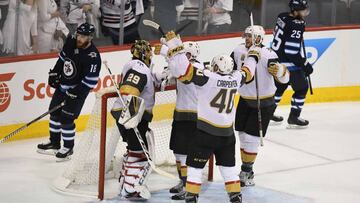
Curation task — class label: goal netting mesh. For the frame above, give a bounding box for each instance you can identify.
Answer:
[52,87,213,199]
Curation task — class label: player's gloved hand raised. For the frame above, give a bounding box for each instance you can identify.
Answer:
[48,69,60,88]
[247,46,261,63]
[160,31,184,58]
[303,61,313,76]
[154,43,169,58]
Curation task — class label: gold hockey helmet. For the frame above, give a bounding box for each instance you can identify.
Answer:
[131,40,153,66]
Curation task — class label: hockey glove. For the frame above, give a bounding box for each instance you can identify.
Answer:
[303,61,313,76]
[48,69,60,88]
[118,95,145,129]
[268,62,287,78]
[154,43,169,58]
[247,47,261,63]
[160,31,184,58]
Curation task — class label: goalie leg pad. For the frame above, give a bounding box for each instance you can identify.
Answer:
[120,150,152,200]
[118,95,145,129]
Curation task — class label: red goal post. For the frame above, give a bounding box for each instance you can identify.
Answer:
[98,87,214,199]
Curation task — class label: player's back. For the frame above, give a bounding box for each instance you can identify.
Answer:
[271,12,305,67]
[117,59,156,115]
[174,61,204,121]
[196,70,242,137]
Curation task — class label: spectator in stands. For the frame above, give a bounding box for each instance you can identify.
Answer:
[177,0,199,36]
[0,0,8,32]
[101,0,144,45]
[204,0,233,34]
[2,0,38,55]
[37,0,69,53]
[60,0,100,35]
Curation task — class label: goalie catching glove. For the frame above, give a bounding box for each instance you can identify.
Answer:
[118,95,146,129]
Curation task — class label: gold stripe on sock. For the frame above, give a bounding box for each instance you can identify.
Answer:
[186,181,201,194]
[225,180,241,193]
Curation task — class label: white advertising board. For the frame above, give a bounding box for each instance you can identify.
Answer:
[0,29,359,126]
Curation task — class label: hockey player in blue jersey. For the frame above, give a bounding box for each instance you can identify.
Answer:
[37,23,102,161]
[270,0,313,128]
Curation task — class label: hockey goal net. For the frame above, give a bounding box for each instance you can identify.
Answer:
[52,86,214,200]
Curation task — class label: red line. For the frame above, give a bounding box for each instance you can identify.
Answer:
[1,24,359,64]
[225,180,241,185]
[186,181,201,186]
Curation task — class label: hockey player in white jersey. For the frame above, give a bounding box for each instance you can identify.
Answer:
[110,40,165,201]
[167,41,204,200]
[230,25,289,187]
[156,31,258,203]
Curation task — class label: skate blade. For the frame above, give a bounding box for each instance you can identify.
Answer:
[36,149,57,156]
[171,191,186,200]
[56,156,72,162]
[119,195,148,202]
[286,124,308,129]
[269,120,283,126]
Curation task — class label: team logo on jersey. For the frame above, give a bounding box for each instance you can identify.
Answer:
[0,73,15,113]
[241,54,246,61]
[303,38,336,65]
[88,52,97,58]
[63,58,77,79]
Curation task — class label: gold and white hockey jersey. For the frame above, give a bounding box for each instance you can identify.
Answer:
[173,61,204,121]
[112,59,160,122]
[168,53,256,137]
[231,44,289,106]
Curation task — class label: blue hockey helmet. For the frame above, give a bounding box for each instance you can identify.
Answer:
[289,0,309,11]
[76,23,95,36]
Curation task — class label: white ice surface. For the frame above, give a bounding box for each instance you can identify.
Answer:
[1,102,360,203]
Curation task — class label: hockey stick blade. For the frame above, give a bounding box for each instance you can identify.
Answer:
[143,19,165,35]
[1,101,65,143]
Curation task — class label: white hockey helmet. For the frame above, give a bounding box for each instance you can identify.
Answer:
[183,41,200,60]
[244,25,265,46]
[211,54,234,75]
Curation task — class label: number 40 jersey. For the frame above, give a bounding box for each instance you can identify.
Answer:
[271,12,307,71]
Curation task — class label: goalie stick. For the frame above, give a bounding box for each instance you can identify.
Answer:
[102,61,177,180]
[0,101,66,143]
[142,19,193,36]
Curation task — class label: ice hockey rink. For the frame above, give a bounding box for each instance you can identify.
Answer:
[1,101,360,203]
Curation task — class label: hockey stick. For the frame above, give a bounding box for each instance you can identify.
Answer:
[301,39,313,95]
[103,61,177,180]
[142,19,193,36]
[249,12,264,147]
[0,101,66,143]
[143,19,165,35]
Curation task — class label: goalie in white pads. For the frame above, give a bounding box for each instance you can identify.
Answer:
[230,25,289,187]
[110,40,164,201]
[156,31,258,203]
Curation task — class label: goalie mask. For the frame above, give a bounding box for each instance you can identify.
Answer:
[184,41,200,60]
[131,40,153,67]
[211,54,234,75]
[244,25,265,47]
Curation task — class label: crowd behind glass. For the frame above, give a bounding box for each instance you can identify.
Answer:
[0,0,358,57]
